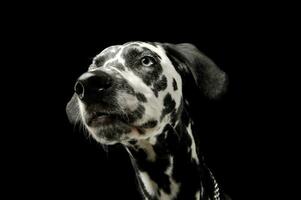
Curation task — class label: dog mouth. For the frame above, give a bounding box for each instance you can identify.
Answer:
[84,110,136,143]
[87,111,123,126]
[82,107,159,144]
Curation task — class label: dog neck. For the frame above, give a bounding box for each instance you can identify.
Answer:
[125,108,220,200]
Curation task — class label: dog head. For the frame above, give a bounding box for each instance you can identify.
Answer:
[66,42,227,145]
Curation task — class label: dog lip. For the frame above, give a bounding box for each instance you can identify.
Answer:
[95,112,109,117]
[87,111,125,126]
[88,114,112,126]
[92,115,112,125]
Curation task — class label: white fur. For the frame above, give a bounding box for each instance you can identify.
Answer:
[159,157,181,200]
[82,42,184,143]
[187,123,199,164]
[139,172,158,197]
[195,190,200,200]
[116,92,139,111]
[79,72,94,80]
[135,152,181,200]
[77,42,213,199]
[136,140,157,162]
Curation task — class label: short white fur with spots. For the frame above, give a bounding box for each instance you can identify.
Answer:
[66,41,229,200]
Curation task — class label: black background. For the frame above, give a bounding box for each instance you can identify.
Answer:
[3,2,293,200]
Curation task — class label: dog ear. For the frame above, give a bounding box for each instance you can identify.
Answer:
[162,43,228,99]
[66,94,80,124]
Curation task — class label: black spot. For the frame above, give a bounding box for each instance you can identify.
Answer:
[152,90,159,98]
[136,148,148,160]
[170,110,177,126]
[94,56,106,67]
[137,128,145,135]
[166,120,202,199]
[160,93,176,121]
[126,117,208,199]
[128,139,137,145]
[114,63,125,71]
[173,78,178,91]
[152,75,167,96]
[140,63,163,86]
[123,47,141,66]
[128,144,172,194]
[141,120,158,129]
[122,45,163,86]
[118,79,135,95]
[153,125,180,155]
[95,119,131,141]
[127,104,145,123]
[136,92,147,102]
[171,99,183,126]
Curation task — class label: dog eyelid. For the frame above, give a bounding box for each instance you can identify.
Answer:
[141,56,155,67]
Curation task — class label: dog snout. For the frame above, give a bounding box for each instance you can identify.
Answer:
[74,71,113,102]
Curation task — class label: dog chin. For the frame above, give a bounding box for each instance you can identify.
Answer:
[84,116,133,145]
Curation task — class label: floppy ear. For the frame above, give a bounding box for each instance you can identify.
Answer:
[66,94,80,124]
[162,43,228,99]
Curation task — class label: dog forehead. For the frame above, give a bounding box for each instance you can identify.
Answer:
[94,42,166,66]
[94,45,122,65]
[100,45,121,56]
[121,42,165,58]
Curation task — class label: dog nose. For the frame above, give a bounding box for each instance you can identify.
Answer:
[74,71,113,101]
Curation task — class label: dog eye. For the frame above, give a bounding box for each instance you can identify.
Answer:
[141,56,155,66]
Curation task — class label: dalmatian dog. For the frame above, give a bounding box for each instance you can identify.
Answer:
[66,42,230,200]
